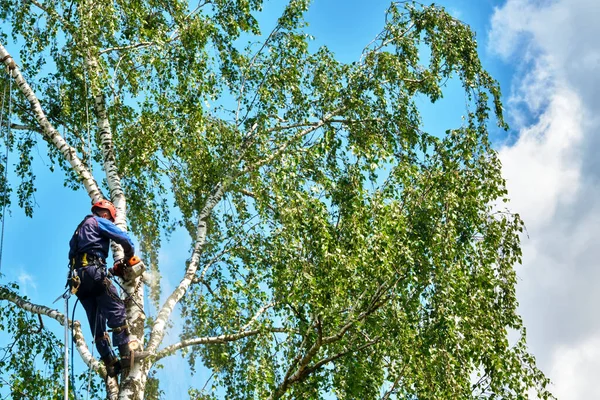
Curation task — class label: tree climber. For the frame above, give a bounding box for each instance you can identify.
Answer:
[68,199,136,377]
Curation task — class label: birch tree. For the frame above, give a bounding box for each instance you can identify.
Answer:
[0,0,553,399]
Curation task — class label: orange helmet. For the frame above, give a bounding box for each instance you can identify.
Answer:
[92,200,117,221]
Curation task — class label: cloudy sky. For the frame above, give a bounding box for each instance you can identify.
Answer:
[1,0,599,398]
[491,0,600,398]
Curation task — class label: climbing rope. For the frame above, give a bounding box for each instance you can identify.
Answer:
[69,300,97,400]
[52,288,72,400]
[86,304,99,400]
[70,298,81,400]
[0,72,11,274]
[63,294,70,400]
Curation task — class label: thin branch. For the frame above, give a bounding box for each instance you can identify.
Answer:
[154,328,286,361]
[193,212,265,289]
[195,240,244,284]
[199,279,223,304]
[235,23,282,124]
[239,188,277,213]
[99,42,156,55]
[9,123,41,132]
[266,120,330,134]
[270,317,323,400]
[87,56,126,208]
[322,279,392,346]
[278,317,319,393]
[240,302,276,332]
[381,361,409,400]
[328,117,384,125]
[301,337,380,380]
[267,114,287,123]
[27,0,72,30]
[166,0,209,41]
[243,109,343,174]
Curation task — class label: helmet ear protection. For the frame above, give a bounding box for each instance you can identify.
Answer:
[91,200,117,221]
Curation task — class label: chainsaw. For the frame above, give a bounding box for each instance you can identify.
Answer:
[111,255,146,281]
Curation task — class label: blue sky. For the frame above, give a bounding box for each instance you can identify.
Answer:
[2,0,599,398]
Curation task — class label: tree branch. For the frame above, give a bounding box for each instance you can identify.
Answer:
[271,326,380,399]
[235,23,282,125]
[86,55,126,219]
[240,302,276,332]
[270,317,323,400]
[322,279,392,346]
[381,362,408,400]
[9,123,42,133]
[0,44,103,202]
[99,42,156,55]
[300,337,380,381]
[147,181,228,353]
[271,277,403,399]
[154,327,286,361]
[243,109,343,174]
[27,0,73,31]
[0,287,104,376]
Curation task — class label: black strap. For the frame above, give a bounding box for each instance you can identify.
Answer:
[72,253,105,269]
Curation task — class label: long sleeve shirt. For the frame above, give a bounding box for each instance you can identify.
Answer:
[68,215,135,261]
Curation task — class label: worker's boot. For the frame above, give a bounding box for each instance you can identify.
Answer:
[100,353,121,378]
[118,343,131,360]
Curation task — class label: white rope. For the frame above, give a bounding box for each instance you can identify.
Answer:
[86,306,98,400]
[0,72,11,273]
[64,296,70,400]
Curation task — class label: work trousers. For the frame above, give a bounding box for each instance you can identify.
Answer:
[74,264,129,358]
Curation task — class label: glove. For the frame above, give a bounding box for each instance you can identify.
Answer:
[109,259,126,277]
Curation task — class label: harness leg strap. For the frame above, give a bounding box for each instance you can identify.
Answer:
[111,324,129,334]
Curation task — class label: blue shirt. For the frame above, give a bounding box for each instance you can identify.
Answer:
[68,215,135,261]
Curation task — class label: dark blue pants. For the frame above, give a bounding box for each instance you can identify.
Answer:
[74,264,129,358]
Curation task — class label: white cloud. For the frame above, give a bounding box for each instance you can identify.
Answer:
[490,0,600,398]
[549,334,600,399]
[499,85,583,225]
[488,0,538,60]
[17,270,37,295]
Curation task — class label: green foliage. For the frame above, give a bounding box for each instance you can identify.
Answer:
[0,0,552,399]
[0,283,65,398]
[145,368,165,400]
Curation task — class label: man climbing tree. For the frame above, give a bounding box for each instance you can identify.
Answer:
[0,1,555,399]
[68,199,137,378]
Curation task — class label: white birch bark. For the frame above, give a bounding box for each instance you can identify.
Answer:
[117,360,148,400]
[90,83,126,223]
[147,182,227,353]
[87,58,145,337]
[0,43,103,202]
[85,54,147,400]
[85,55,128,240]
[155,329,264,360]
